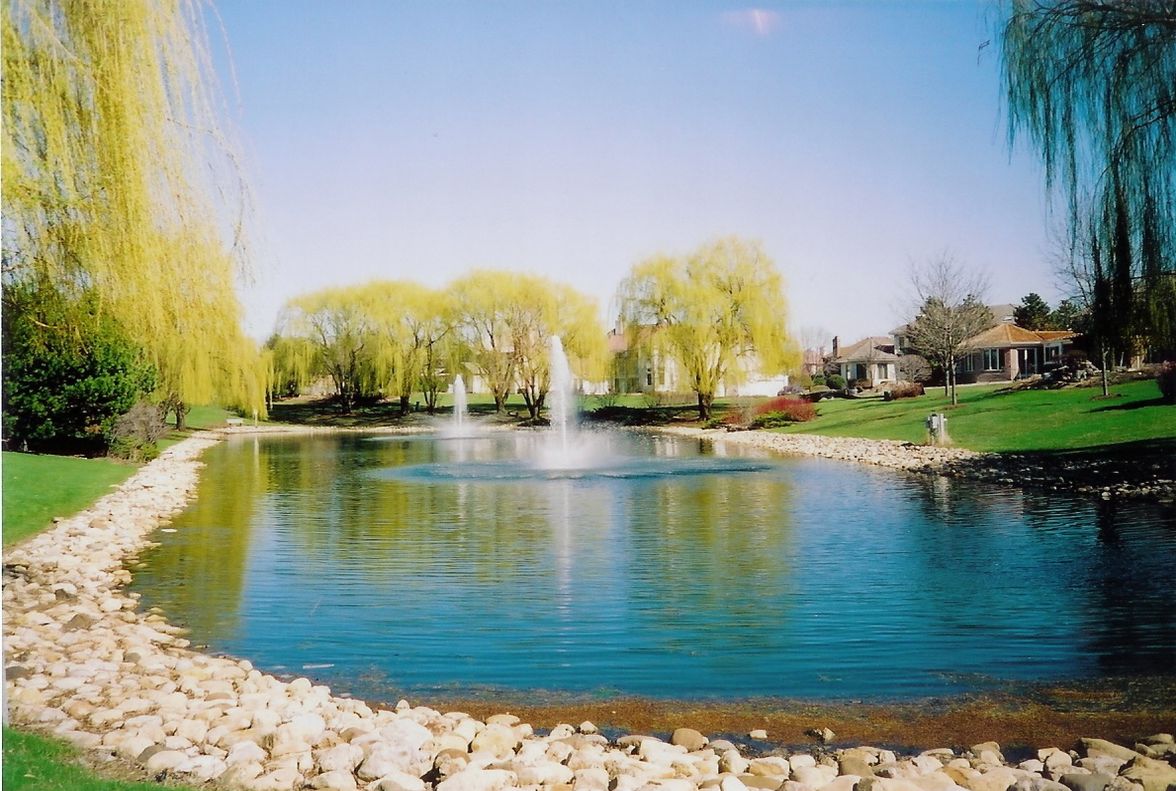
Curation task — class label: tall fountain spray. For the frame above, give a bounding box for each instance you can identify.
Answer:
[548,336,574,459]
[452,375,468,432]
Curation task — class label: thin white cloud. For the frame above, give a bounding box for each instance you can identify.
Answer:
[721,8,782,37]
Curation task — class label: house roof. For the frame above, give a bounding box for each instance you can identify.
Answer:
[988,303,1018,324]
[892,303,1017,338]
[965,323,1077,348]
[832,336,899,363]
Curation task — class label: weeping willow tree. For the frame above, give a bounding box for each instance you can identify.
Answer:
[1002,0,1176,360]
[363,281,459,416]
[277,286,381,413]
[617,237,799,420]
[505,275,605,421]
[448,271,605,418]
[3,0,265,429]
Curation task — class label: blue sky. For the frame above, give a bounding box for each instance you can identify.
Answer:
[216,1,1061,345]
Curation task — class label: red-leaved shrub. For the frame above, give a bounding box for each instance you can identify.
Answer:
[749,396,816,425]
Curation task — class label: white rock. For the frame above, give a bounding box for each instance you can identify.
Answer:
[244,766,304,791]
[318,743,364,773]
[435,767,519,791]
[470,723,519,758]
[748,757,792,778]
[792,765,837,788]
[368,769,427,791]
[309,769,359,790]
[145,750,189,773]
[227,739,268,766]
[116,733,156,761]
[174,754,228,782]
[575,767,612,791]
[639,739,687,766]
[721,749,750,775]
[790,755,817,772]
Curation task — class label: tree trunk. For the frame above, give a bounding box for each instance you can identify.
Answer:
[174,401,187,430]
[1101,346,1110,397]
[950,365,959,406]
[493,393,505,413]
[424,387,437,414]
[696,391,713,420]
[398,394,410,416]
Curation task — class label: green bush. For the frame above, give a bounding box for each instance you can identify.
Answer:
[811,372,826,386]
[2,286,155,455]
[826,373,847,390]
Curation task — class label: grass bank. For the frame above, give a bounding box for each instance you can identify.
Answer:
[2,452,136,546]
[777,379,1175,453]
[1,728,193,791]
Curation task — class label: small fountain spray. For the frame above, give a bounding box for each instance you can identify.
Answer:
[453,375,468,433]
[548,337,573,455]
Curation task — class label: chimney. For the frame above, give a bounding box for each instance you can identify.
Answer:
[832,336,839,359]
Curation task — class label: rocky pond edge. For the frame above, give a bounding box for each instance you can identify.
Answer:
[218,420,1176,501]
[649,427,1176,502]
[3,431,1175,791]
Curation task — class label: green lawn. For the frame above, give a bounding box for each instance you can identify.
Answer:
[2,728,196,791]
[2,451,137,546]
[779,379,1175,452]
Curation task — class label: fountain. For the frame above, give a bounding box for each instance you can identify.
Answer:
[453,374,468,433]
[547,336,574,458]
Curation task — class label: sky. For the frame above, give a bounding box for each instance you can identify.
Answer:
[213,0,1064,346]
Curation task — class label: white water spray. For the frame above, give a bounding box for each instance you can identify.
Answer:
[548,336,575,461]
[452,375,468,432]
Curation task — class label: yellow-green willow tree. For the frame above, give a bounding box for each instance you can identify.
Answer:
[508,277,606,421]
[277,286,380,413]
[363,282,459,415]
[617,237,799,420]
[450,271,606,418]
[3,0,265,426]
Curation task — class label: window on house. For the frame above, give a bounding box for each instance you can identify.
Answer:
[877,363,888,380]
[983,348,1001,371]
[645,366,653,387]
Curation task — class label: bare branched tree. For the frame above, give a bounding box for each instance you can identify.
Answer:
[904,255,992,405]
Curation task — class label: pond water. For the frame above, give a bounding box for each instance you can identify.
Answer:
[131,432,1176,703]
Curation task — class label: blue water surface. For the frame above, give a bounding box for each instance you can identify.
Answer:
[130,431,1176,702]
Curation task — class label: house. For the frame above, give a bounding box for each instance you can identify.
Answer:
[957,324,1077,382]
[607,326,789,396]
[829,335,899,386]
[892,303,1018,356]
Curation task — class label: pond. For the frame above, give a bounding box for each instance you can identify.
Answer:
[131,431,1176,704]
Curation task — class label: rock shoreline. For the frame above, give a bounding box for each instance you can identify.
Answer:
[651,428,1176,501]
[5,433,1175,791]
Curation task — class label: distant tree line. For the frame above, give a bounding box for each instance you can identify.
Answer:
[269,274,609,421]
[271,237,800,422]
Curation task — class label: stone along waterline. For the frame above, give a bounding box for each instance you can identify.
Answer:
[130,431,1176,705]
